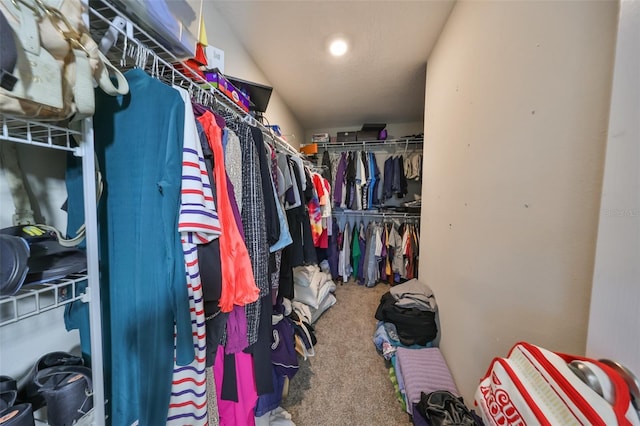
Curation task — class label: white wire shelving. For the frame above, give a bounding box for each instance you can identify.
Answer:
[0,115,82,153]
[89,0,301,158]
[333,209,421,222]
[317,137,423,152]
[0,274,88,327]
[1,84,102,426]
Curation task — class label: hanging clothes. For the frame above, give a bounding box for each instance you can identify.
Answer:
[351,222,361,278]
[398,155,408,198]
[224,130,243,213]
[279,157,317,300]
[333,152,348,208]
[307,173,323,247]
[357,221,366,284]
[197,111,260,312]
[194,119,224,313]
[71,69,192,426]
[338,221,352,283]
[404,151,423,181]
[277,153,296,209]
[345,152,357,209]
[327,219,340,279]
[321,149,332,182]
[362,222,375,287]
[382,156,394,202]
[219,113,270,347]
[334,215,419,284]
[214,345,258,426]
[250,127,281,246]
[388,223,404,282]
[379,223,389,282]
[167,87,222,425]
[354,150,366,210]
[368,152,381,208]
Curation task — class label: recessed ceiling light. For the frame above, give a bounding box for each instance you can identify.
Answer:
[329,38,348,57]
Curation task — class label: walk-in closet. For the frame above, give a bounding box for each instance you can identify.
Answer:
[1,0,638,425]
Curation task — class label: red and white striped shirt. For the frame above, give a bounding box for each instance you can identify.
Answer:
[167,87,221,425]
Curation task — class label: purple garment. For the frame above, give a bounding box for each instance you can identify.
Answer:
[333,152,347,207]
[222,174,250,355]
[327,220,340,279]
[412,403,430,426]
[191,101,210,117]
[271,317,298,379]
[254,367,285,418]
[225,305,248,354]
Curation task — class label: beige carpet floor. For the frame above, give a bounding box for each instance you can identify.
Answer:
[281,280,413,426]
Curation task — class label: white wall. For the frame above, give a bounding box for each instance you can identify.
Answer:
[420,0,618,404]
[586,0,640,376]
[202,3,304,148]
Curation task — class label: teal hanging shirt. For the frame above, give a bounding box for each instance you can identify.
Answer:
[65,69,193,426]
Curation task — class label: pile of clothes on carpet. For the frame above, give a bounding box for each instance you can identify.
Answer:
[372,278,475,424]
[291,264,337,326]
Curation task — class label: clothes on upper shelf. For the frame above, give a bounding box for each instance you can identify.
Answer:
[371,278,449,420]
[63,69,335,426]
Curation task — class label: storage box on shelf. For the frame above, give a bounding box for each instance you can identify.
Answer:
[356,130,380,141]
[337,131,357,142]
[106,0,203,59]
[203,69,251,112]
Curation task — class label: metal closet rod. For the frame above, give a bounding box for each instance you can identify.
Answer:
[333,210,421,219]
[91,0,300,159]
[317,138,423,150]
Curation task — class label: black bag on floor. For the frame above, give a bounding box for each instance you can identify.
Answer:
[374,291,437,346]
[416,390,483,426]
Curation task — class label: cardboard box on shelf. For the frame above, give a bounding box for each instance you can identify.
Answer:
[300,144,318,155]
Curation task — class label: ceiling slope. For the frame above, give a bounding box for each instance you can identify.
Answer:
[209,1,456,130]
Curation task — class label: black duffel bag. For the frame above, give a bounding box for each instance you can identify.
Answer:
[416,390,483,426]
[374,291,437,346]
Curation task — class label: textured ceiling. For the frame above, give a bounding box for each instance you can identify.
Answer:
[209,1,456,131]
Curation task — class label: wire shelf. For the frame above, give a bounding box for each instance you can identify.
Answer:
[0,115,82,152]
[317,137,424,152]
[89,0,300,158]
[0,274,88,327]
[333,209,421,222]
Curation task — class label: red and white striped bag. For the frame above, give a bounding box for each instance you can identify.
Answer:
[475,342,640,426]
